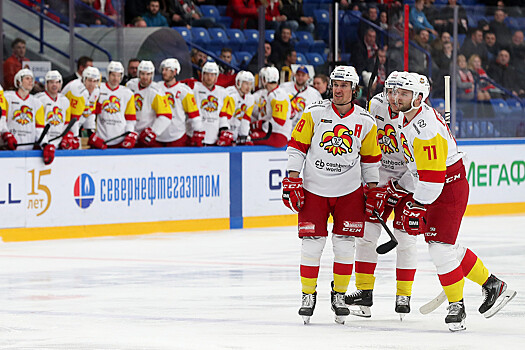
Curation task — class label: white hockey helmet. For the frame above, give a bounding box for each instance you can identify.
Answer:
[235,70,255,90]
[160,58,181,74]
[330,65,359,89]
[384,71,401,92]
[258,67,269,87]
[202,61,219,75]
[82,66,101,82]
[107,61,125,77]
[138,60,155,74]
[45,70,62,84]
[262,66,279,84]
[395,72,430,110]
[14,68,34,89]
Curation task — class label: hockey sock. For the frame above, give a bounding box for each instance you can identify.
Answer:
[429,243,464,303]
[333,262,354,293]
[355,261,376,290]
[438,267,465,303]
[460,248,490,286]
[332,234,355,293]
[394,228,417,296]
[300,237,326,294]
[396,268,416,296]
[301,265,320,294]
[354,223,381,290]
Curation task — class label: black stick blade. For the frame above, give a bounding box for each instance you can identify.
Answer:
[376,240,398,254]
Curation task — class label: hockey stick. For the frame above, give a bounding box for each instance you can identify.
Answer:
[250,122,273,142]
[104,131,131,145]
[366,55,380,110]
[48,118,78,142]
[419,290,446,315]
[374,209,399,254]
[290,86,306,102]
[16,124,51,147]
[444,75,451,124]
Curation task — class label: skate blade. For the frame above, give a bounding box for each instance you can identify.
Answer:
[349,306,371,318]
[302,316,311,325]
[334,315,346,324]
[484,289,517,319]
[448,320,466,332]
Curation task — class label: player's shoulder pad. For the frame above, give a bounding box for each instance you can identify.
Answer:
[354,104,376,123]
[305,99,330,111]
[371,92,385,104]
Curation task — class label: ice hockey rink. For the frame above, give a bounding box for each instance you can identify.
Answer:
[1,215,524,350]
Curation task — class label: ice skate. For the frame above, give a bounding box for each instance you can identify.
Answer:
[395,295,411,321]
[331,282,350,324]
[345,289,373,318]
[479,274,516,318]
[298,292,316,324]
[445,299,466,332]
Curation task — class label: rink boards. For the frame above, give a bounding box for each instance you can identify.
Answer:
[1,140,524,242]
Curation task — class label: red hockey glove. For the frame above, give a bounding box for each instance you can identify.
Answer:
[139,128,157,146]
[282,177,304,213]
[88,133,107,150]
[365,186,387,222]
[385,179,409,207]
[401,202,427,235]
[2,132,18,150]
[236,135,253,146]
[190,130,205,147]
[217,129,234,146]
[121,131,138,149]
[59,131,77,150]
[250,120,264,132]
[42,144,56,165]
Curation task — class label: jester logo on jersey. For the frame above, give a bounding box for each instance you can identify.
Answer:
[259,99,267,117]
[201,95,219,112]
[13,105,33,125]
[134,93,144,111]
[400,132,414,162]
[102,95,121,114]
[234,104,247,120]
[45,106,64,126]
[319,124,353,156]
[378,124,399,154]
[165,92,175,107]
[291,96,306,118]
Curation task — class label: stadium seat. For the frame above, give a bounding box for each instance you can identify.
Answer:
[217,5,227,16]
[173,27,192,42]
[314,9,329,41]
[191,27,211,47]
[306,52,325,67]
[217,16,232,28]
[243,29,259,52]
[226,29,246,51]
[340,53,351,64]
[295,31,314,53]
[235,51,252,68]
[265,29,275,42]
[208,28,229,52]
[430,98,446,115]
[505,98,523,115]
[296,52,307,65]
[490,98,511,117]
[200,5,220,20]
[310,40,326,55]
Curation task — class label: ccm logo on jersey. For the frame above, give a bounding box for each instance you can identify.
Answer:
[342,221,363,232]
[445,173,461,183]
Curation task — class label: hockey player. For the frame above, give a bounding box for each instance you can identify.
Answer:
[283,65,382,324]
[224,71,255,145]
[0,84,6,119]
[250,67,291,148]
[90,61,137,149]
[156,58,204,147]
[345,71,418,320]
[192,62,234,146]
[392,72,516,331]
[126,60,173,147]
[35,70,78,150]
[0,69,55,164]
[251,67,269,123]
[281,65,322,130]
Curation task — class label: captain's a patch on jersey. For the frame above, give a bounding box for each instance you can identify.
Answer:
[320,119,332,123]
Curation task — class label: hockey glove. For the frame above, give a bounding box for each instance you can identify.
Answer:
[250,120,264,133]
[282,177,304,213]
[365,186,387,222]
[88,133,107,150]
[60,131,79,150]
[121,131,138,149]
[217,129,234,146]
[2,132,18,150]
[385,179,409,207]
[190,131,205,147]
[42,143,56,165]
[236,135,253,146]
[401,202,427,235]
[139,127,157,146]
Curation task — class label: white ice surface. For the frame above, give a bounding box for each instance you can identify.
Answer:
[1,216,524,349]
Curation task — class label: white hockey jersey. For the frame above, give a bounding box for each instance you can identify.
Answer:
[126,79,172,134]
[261,86,292,139]
[62,79,99,133]
[156,81,201,143]
[35,92,72,146]
[287,100,382,197]
[193,82,233,144]
[95,83,137,145]
[398,103,464,204]
[1,91,46,150]
[0,85,6,118]
[251,88,267,122]
[224,86,254,140]
[368,92,414,192]
[281,82,322,129]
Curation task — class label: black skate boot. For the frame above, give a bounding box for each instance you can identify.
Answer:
[345,289,373,318]
[445,299,466,332]
[395,295,411,321]
[331,282,350,324]
[479,274,517,318]
[299,292,317,324]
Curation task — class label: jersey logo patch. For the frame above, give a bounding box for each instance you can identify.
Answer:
[319,124,353,156]
[46,106,64,126]
[320,119,332,123]
[102,95,121,114]
[378,124,399,154]
[234,104,247,120]
[201,95,219,112]
[291,96,306,119]
[134,93,143,111]
[13,105,33,125]
[165,92,175,107]
[400,132,414,162]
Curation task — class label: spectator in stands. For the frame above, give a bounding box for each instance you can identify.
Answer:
[509,30,525,68]
[432,0,468,35]
[247,41,274,74]
[432,31,451,53]
[280,0,315,33]
[456,54,476,100]
[218,48,236,75]
[142,0,169,27]
[352,28,378,75]
[63,56,93,86]
[263,0,287,30]
[410,0,437,40]
[270,25,294,68]
[358,6,380,42]
[3,38,29,90]
[409,29,432,75]
[280,49,297,82]
[130,16,148,27]
[489,9,512,50]
[87,0,118,25]
[487,49,524,98]
[379,11,389,31]
[460,28,489,65]
[364,47,390,97]
[166,0,220,29]
[122,58,140,85]
[468,54,495,101]
[191,48,208,79]
[432,41,453,98]
[313,74,330,100]
[484,31,500,65]
[226,0,258,30]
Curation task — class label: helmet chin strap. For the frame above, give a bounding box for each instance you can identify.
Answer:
[332,99,353,106]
